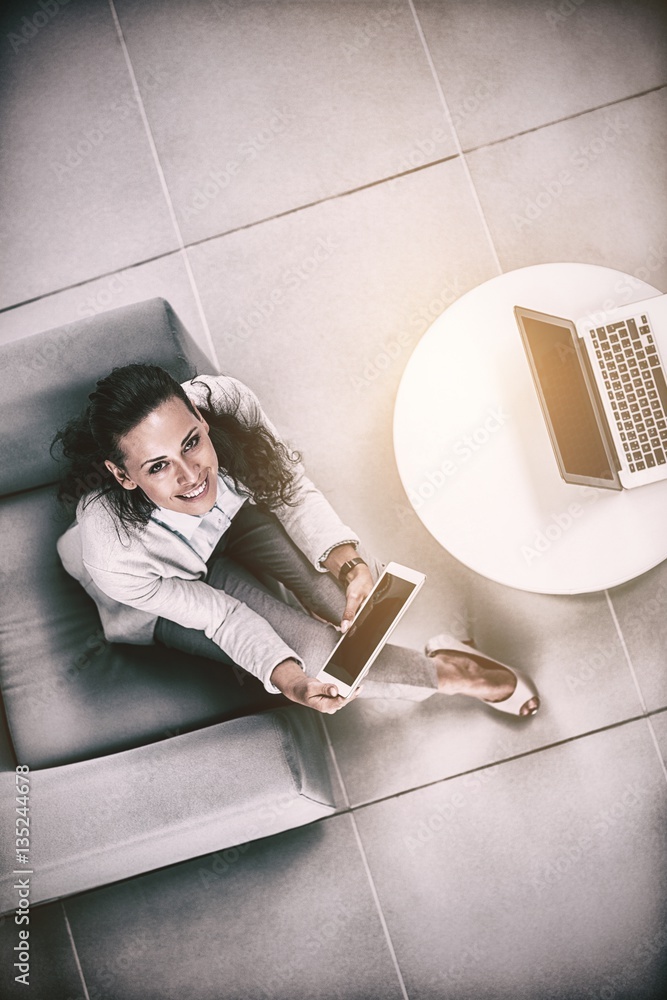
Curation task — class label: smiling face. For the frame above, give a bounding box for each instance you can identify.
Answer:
[104,395,219,514]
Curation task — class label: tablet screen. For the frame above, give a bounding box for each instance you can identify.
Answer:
[324,571,418,687]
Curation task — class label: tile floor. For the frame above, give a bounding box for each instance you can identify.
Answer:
[1,0,666,997]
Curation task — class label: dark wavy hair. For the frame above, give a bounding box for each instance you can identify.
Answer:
[50,364,303,529]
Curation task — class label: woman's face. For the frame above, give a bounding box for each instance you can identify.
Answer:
[104,396,219,514]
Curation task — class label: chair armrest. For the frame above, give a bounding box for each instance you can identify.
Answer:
[0,706,335,913]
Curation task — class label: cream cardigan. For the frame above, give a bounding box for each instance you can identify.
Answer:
[56,374,360,693]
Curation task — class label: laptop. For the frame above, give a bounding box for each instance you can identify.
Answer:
[514,294,667,490]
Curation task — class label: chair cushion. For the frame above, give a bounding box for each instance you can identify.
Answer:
[0,487,288,769]
[0,298,215,497]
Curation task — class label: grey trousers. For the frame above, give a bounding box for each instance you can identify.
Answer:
[154,503,439,700]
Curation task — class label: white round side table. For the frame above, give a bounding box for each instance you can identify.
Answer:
[393,263,667,594]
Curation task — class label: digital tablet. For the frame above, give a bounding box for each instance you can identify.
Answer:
[317,561,426,699]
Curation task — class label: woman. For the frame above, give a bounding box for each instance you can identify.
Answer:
[53,364,540,717]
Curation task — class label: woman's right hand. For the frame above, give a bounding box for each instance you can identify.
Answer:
[270,659,361,714]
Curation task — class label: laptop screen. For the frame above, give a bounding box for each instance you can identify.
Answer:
[519,315,616,483]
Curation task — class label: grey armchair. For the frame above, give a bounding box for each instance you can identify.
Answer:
[0,298,337,914]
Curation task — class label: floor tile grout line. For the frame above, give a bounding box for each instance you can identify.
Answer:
[0,153,453,317]
[346,811,411,1000]
[604,589,647,712]
[39,703,666,915]
[407,0,502,276]
[0,250,181,316]
[341,711,654,814]
[7,70,664,320]
[41,709,667,924]
[644,714,667,785]
[460,83,667,155]
[157,156,461,246]
[319,715,351,810]
[106,0,220,370]
[3,83,664,318]
[60,901,91,1000]
[605,591,667,785]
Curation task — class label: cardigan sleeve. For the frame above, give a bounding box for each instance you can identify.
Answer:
[82,556,297,694]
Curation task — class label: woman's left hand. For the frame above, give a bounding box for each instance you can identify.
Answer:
[340,563,375,633]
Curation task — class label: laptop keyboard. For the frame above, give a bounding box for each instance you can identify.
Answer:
[589,314,667,472]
